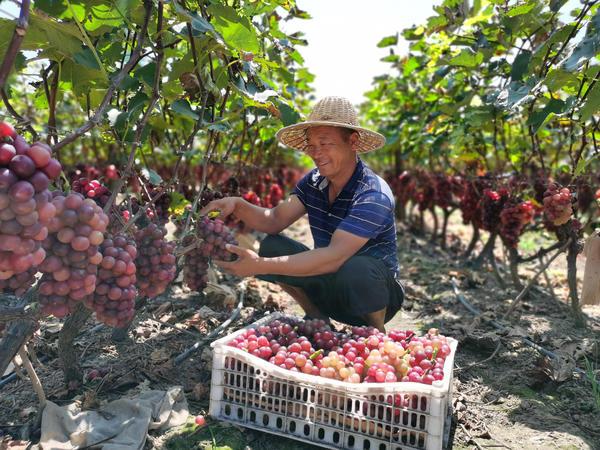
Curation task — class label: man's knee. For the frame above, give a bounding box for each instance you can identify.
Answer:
[335,256,381,289]
[258,234,285,257]
[258,234,309,258]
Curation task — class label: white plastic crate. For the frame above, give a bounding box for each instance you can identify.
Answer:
[209,313,457,450]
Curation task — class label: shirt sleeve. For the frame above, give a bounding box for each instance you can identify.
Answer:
[292,171,312,207]
[337,190,394,239]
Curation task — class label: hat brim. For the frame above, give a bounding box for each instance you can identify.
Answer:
[275,121,386,153]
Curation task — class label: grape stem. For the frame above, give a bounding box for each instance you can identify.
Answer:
[174,239,204,258]
[309,349,324,361]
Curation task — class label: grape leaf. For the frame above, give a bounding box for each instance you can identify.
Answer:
[448,49,484,68]
[171,99,200,121]
[580,82,600,121]
[377,34,398,48]
[527,98,567,133]
[506,3,536,17]
[73,47,102,70]
[511,50,531,82]
[206,4,259,53]
[563,9,600,72]
[276,100,301,126]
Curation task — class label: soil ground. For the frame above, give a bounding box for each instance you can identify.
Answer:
[1,214,599,450]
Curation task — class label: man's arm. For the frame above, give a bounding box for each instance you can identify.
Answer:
[216,228,370,277]
[200,195,306,235]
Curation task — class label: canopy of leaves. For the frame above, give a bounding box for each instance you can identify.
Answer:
[362,0,600,181]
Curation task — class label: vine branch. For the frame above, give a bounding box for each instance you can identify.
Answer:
[0,0,30,90]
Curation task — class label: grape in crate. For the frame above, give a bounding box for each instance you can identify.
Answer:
[200,97,404,332]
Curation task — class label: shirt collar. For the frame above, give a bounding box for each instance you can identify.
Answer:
[340,158,364,196]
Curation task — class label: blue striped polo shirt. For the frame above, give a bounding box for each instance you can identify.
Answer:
[293,159,399,277]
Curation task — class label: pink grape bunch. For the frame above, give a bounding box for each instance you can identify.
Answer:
[183,250,209,292]
[227,317,453,386]
[195,216,238,261]
[38,192,108,317]
[0,122,62,292]
[183,216,237,292]
[85,233,137,327]
[134,223,176,298]
[543,183,573,226]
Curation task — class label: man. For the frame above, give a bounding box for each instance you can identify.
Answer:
[201,96,403,331]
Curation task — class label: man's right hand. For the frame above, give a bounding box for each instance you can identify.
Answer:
[199,196,239,220]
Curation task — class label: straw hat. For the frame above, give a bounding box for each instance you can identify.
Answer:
[275,96,386,153]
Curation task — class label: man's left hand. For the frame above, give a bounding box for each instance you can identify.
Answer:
[213,244,261,277]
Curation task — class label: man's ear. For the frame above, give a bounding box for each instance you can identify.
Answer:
[350,131,360,151]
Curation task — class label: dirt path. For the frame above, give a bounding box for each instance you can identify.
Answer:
[0,217,599,450]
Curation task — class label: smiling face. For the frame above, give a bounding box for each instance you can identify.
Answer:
[305,126,359,179]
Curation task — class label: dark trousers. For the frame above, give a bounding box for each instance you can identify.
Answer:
[256,234,404,326]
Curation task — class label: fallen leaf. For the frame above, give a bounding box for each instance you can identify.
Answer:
[150,348,170,363]
[134,325,152,339]
[184,313,210,333]
[159,313,175,323]
[506,325,529,338]
[204,283,236,309]
[539,355,575,382]
[554,338,598,361]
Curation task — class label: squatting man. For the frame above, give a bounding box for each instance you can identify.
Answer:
[200,96,404,332]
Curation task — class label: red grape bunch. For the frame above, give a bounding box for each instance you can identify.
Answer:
[262,183,284,208]
[71,178,111,207]
[433,174,453,209]
[183,249,209,292]
[0,122,62,293]
[499,200,535,247]
[134,223,176,298]
[85,233,137,327]
[414,170,435,212]
[242,190,261,206]
[199,187,224,209]
[38,193,108,317]
[480,188,509,232]
[195,216,238,261]
[183,216,238,292]
[543,183,573,226]
[459,178,486,228]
